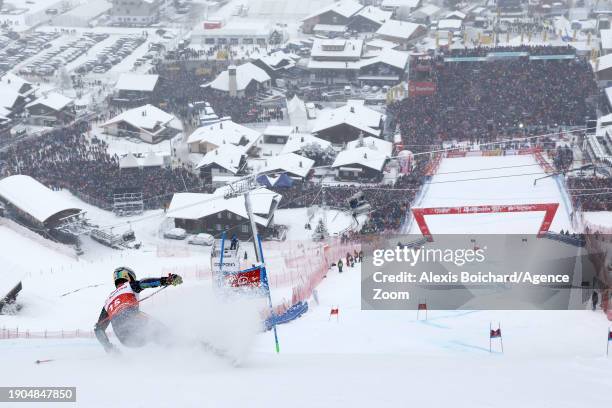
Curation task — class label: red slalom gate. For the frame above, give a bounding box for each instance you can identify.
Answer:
[412,203,559,240]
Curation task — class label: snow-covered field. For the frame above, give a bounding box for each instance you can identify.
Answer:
[408,155,575,234]
[2,250,612,408]
[1,156,610,407]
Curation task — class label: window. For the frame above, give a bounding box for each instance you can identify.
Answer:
[217,213,222,219]
[215,224,222,231]
[241,224,249,233]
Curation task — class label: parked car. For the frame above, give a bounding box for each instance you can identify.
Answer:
[188,233,214,246]
[164,228,187,240]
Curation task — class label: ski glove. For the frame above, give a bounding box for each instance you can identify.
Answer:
[167,273,183,286]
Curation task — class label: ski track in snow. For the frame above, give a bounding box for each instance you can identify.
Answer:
[2,155,612,407]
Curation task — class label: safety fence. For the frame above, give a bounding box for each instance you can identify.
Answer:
[1,238,362,340]
[534,151,555,174]
[0,327,108,340]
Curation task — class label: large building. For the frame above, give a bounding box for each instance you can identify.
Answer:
[375,19,426,49]
[109,0,164,26]
[307,38,364,84]
[167,188,282,239]
[357,48,409,85]
[113,74,160,105]
[193,21,273,47]
[101,104,181,143]
[205,63,271,98]
[301,0,364,34]
[25,93,74,126]
[187,118,261,154]
[311,100,386,143]
[0,175,85,238]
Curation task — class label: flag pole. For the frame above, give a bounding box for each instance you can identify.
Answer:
[499,322,504,353]
[607,328,610,357]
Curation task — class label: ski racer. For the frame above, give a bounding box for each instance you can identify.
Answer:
[94,267,183,353]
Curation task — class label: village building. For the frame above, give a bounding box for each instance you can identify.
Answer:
[375,19,427,49]
[101,104,181,144]
[311,100,386,143]
[113,74,160,105]
[187,118,261,154]
[348,7,393,32]
[301,1,364,34]
[167,188,282,239]
[204,63,271,98]
[25,93,75,126]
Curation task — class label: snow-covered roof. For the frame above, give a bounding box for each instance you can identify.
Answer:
[206,62,270,92]
[346,136,393,156]
[195,144,247,174]
[359,48,409,70]
[119,153,139,169]
[381,0,420,9]
[310,38,363,60]
[437,19,463,30]
[413,4,441,17]
[0,86,20,110]
[167,188,281,227]
[287,95,307,115]
[195,21,271,37]
[103,104,177,133]
[597,53,612,72]
[256,51,297,70]
[26,92,73,111]
[605,87,612,107]
[303,0,364,21]
[376,19,425,40]
[282,133,331,154]
[332,146,388,171]
[446,10,467,19]
[55,0,111,19]
[119,152,165,168]
[257,153,315,178]
[115,74,159,92]
[0,73,32,95]
[601,29,612,50]
[187,119,261,150]
[312,100,385,136]
[356,7,393,24]
[366,38,400,50]
[0,175,83,224]
[264,126,293,137]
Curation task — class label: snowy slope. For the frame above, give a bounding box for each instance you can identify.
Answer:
[2,261,612,408]
[408,155,575,234]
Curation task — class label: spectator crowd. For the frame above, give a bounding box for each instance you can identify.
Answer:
[389,48,596,152]
[0,122,201,210]
[567,177,612,211]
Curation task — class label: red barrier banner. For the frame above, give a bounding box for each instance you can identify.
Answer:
[408,81,436,96]
[228,266,262,287]
[412,203,559,240]
[446,151,467,158]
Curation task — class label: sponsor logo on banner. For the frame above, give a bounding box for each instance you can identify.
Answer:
[228,265,262,288]
[446,151,467,158]
[408,81,436,96]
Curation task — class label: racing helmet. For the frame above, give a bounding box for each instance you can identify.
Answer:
[113,266,136,285]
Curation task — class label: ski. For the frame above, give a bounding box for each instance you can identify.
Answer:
[200,341,240,367]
